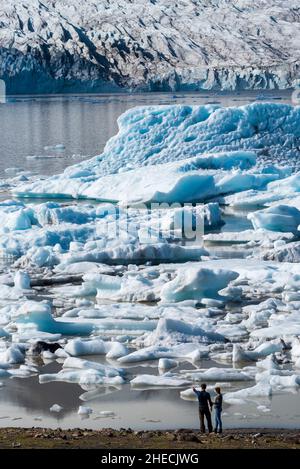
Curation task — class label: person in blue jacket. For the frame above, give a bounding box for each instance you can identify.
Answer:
[192,383,213,433]
[213,386,223,434]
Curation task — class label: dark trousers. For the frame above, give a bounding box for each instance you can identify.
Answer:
[199,407,213,433]
[214,407,222,433]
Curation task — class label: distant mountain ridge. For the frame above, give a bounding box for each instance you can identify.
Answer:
[0,0,299,93]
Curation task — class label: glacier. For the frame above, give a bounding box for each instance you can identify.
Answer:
[0,1,299,93]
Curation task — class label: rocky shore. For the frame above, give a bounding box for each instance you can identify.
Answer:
[0,428,300,449]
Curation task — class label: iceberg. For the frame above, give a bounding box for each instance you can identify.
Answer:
[118,344,208,364]
[16,103,300,200]
[141,318,226,348]
[225,382,272,402]
[263,241,300,263]
[182,367,253,382]
[232,342,283,362]
[64,338,128,359]
[248,205,300,234]
[158,358,178,371]
[14,271,31,290]
[14,301,94,337]
[226,173,300,209]
[50,404,63,413]
[130,374,191,388]
[40,357,126,386]
[0,345,25,365]
[160,266,239,303]
[78,406,93,416]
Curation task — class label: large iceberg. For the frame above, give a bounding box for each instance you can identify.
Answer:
[14,104,300,202]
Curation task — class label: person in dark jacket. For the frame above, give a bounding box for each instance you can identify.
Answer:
[213,386,223,434]
[192,383,213,433]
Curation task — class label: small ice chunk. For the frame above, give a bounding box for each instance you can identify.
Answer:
[98,411,115,417]
[14,271,30,290]
[50,404,63,413]
[158,358,178,370]
[64,338,128,359]
[78,406,93,416]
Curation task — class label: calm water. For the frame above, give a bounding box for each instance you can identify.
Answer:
[0,89,298,430]
[0,90,292,178]
[1,360,300,430]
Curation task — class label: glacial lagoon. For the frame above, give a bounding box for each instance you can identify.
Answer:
[0,90,300,430]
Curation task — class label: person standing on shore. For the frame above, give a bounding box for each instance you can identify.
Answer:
[192,383,213,433]
[213,386,223,434]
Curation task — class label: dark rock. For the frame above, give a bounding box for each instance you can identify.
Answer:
[177,433,198,442]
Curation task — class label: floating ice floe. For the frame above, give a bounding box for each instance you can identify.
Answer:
[204,229,295,245]
[13,301,94,337]
[248,205,300,234]
[0,344,25,365]
[40,357,126,386]
[118,344,208,364]
[85,263,240,304]
[140,318,226,348]
[159,266,239,304]
[158,358,178,371]
[64,338,129,359]
[44,144,65,151]
[14,271,31,290]
[224,382,272,404]
[232,342,283,362]
[224,352,300,404]
[50,404,63,413]
[263,241,300,263]
[98,411,116,417]
[181,367,253,382]
[130,374,191,388]
[225,172,300,209]
[78,406,93,416]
